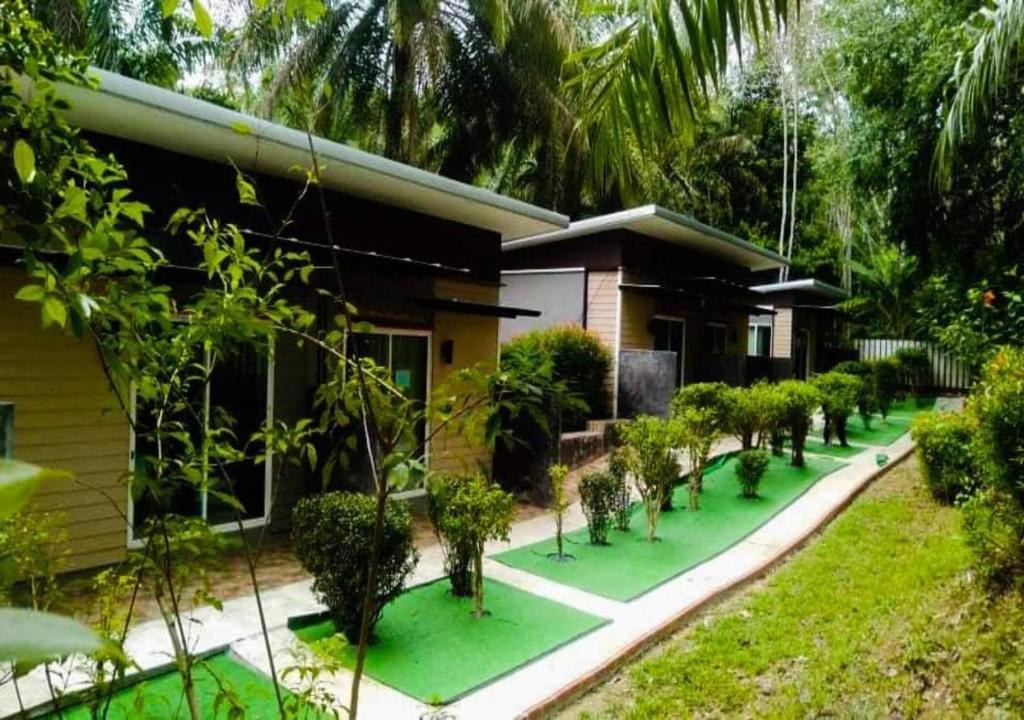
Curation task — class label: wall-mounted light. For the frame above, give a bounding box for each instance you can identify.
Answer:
[441,339,454,365]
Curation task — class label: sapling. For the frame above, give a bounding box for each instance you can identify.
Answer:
[620,417,680,541]
[549,463,571,559]
[777,380,821,467]
[814,371,861,447]
[608,449,633,531]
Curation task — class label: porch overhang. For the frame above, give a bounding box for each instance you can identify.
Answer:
[619,282,776,316]
[415,297,541,319]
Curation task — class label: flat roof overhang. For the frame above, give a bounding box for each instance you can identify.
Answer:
[24,69,569,241]
[620,282,775,316]
[752,278,849,301]
[415,297,541,319]
[503,205,788,271]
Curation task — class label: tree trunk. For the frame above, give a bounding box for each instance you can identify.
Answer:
[385,44,412,162]
[473,549,485,618]
[786,94,799,281]
[155,592,201,720]
[348,486,387,720]
[777,54,789,283]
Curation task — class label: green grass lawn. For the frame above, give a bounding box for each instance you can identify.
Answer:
[494,454,845,602]
[291,578,606,704]
[564,457,1024,719]
[54,652,305,719]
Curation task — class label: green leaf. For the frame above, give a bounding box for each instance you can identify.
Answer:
[13,140,36,185]
[192,0,213,38]
[235,173,259,206]
[161,0,179,16]
[0,459,50,520]
[15,285,45,302]
[0,609,102,663]
[42,296,68,328]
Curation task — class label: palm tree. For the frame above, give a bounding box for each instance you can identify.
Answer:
[845,241,920,338]
[565,0,791,199]
[27,0,214,87]
[935,0,1024,185]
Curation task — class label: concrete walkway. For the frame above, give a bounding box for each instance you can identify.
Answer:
[1,400,956,719]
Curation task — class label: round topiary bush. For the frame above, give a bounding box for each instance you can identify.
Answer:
[579,470,619,545]
[292,492,418,643]
[736,449,770,498]
[911,410,975,503]
[813,371,862,447]
[776,380,821,467]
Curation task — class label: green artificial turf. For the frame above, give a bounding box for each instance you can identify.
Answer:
[493,453,845,602]
[291,578,606,704]
[815,414,912,447]
[802,438,868,458]
[886,396,937,417]
[54,652,303,719]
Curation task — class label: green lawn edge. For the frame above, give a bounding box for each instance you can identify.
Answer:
[290,577,608,704]
[494,454,846,602]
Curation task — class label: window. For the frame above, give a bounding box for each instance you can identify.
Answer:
[652,317,686,387]
[705,323,729,356]
[748,316,772,357]
[344,329,431,494]
[129,345,272,541]
[0,402,13,459]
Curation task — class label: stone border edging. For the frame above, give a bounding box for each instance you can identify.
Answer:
[517,443,916,719]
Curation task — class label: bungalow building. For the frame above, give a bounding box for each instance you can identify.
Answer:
[749,278,850,380]
[499,205,788,418]
[0,69,567,571]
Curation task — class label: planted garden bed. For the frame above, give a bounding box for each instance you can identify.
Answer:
[53,652,303,719]
[290,578,606,704]
[493,453,845,602]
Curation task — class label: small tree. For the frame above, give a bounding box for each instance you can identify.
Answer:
[777,380,821,467]
[672,383,730,507]
[608,449,633,531]
[426,474,473,597]
[621,416,681,540]
[873,358,900,422]
[834,360,876,429]
[433,475,515,617]
[292,492,418,643]
[579,471,619,545]
[727,382,783,451]
[736,449,770,498]
[813,372,861,447]
[549,463,571,559]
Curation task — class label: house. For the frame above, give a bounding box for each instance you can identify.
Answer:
[0,69,567,571]
[749,278,851,380]
[499,205,788,418]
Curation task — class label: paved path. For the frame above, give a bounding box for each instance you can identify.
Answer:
[1,400,957,719]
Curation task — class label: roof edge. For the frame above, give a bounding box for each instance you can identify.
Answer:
[752,278,849,300]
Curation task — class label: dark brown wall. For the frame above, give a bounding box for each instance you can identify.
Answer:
[86,134,503,282]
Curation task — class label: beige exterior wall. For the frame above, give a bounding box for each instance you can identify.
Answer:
[772,307,793,359]
[0,269,129,571]
[619,292,655,351]
[584,270,620,408]
[429,278,500,476]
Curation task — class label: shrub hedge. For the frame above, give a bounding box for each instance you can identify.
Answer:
[911,411,975,504]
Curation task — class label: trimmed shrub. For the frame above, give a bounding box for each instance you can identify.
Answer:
[431,475,515,616]
[727,382,785,451]
[621,416,681,541]
[911,411,975,504]
[961,347,1024,590]
[427,474,473,597]
[777,380,821,467]
[835,360,876,429]
[579,471,619,545]
[501,325,612,430]
[292,492,417,643]
[872,358,900,421]
[813,371,861,447]
[608,449,633,531]
[672,382,732,509]
[894,346,931,397]
[736,449,770,498]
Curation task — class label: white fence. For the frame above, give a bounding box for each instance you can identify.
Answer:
[856,339,972,393]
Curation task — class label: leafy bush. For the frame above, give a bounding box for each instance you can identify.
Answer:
[813,371,862,447]
[292,492,417,643]
[501,325,612,430]
[736,450,770,498]
[427,474,473,597]
[961,348,1024,591]
[579,471,619,545]
[835,360,876,429]
[672,382,731,509]
[430,475,515,616]
[873,358,900,421]
[671,382,734,429]
[621,416,681,541]
[911,411,975,504]
[895,346,931,396]
[777,380,821,467]
[608,449,633,531]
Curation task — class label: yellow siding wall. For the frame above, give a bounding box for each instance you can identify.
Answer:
[429,278,499,476]
[0,269,128,571]
[619,292,655,351]
[584,271,619,405]
[772,307,793,358]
